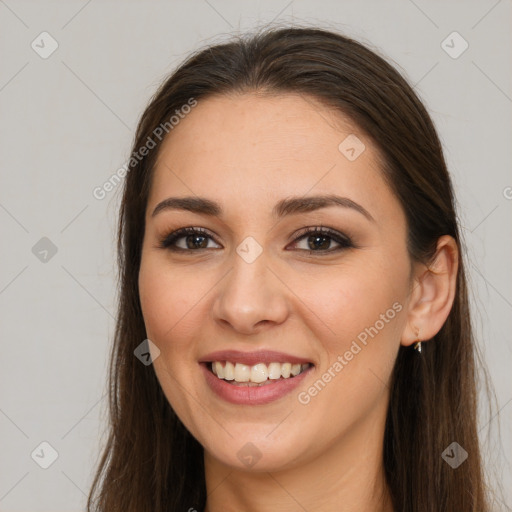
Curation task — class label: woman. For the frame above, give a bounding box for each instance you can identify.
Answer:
[87,26,492,511]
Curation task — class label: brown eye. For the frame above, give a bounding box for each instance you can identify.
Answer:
[184,234,209,249]
[291,227,353,254]
[159,227,221,251]
[305,234,332,251]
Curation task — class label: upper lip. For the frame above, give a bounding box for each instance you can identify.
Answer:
[199,350,313,366]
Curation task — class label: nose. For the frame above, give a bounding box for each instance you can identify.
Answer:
[212,251,290,335]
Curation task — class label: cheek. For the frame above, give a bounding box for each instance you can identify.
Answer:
[138,257,197,351]
[292,259,405,346]
[138,257,207,423]
[291,266,405,434]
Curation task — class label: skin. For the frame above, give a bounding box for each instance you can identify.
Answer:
[138,93,459,512]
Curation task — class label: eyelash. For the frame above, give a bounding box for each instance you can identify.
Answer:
[158,225,354,255]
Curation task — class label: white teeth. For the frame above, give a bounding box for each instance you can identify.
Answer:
[250,363,268,383]
[268,362,282,380]
[211,361,311,383]
[213,361,224,379]
[290,364,301,376]
[281,362,291,378]
[224,361,235,380]
[234,363,251,382]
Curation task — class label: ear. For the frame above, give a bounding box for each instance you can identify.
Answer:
[401,235,459,347]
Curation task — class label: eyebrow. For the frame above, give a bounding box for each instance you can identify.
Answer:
[151,194,375,222]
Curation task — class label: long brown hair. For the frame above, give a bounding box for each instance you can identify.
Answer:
[87,26,493,511]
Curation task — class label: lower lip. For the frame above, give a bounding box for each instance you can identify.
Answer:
[200,363,312,405]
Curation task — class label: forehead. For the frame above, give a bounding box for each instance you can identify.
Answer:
[155,93,362,174]
[148,93,400,224]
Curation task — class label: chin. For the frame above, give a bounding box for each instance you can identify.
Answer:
[202,425,309,472]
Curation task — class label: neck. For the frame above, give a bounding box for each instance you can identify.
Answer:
[203,401,393,512]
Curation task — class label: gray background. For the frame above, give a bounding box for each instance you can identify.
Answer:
[0,0,511,510]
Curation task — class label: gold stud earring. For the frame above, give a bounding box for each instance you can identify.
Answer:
[413,327,422,353]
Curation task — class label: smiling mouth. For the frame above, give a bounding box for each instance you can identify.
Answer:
[207,361,313,387]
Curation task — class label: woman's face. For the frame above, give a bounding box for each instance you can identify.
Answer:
[139,93,413,471]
